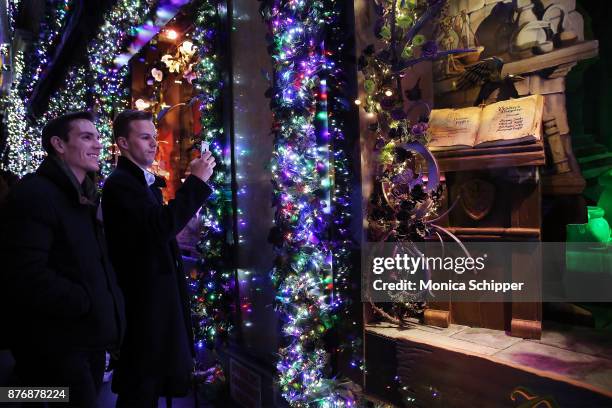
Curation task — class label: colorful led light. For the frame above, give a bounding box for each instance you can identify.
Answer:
[260,1,356,406]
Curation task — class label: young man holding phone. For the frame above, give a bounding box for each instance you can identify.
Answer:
[101,110,215,406]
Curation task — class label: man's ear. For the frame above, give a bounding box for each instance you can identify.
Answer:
[50,136,65,155]
[117,136,129,151]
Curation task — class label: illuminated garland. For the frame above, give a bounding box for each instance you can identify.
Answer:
[18,0,73,99]
[3,51,43,175]
[87,0,159,175]
[325,2,363,379]
[188,0,234,349]
[260,1,356,406]
[2,0,74,175]
[6,0,21,34]
[42,65,90,122]
[14,65,91,173]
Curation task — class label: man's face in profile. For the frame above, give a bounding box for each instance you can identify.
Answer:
[119,119,158,168]
[60,119,103,174]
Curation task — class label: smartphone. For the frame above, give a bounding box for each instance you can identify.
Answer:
[200,142,209,155]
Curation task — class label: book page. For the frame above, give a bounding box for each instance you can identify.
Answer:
[475,95,543,147]
[427,107,482,150]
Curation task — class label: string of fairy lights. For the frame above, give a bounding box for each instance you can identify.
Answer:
[3,51,43,175]
[6,0,21,35]
[187,0,235,350]
[88,0,159,176]
[260,1,357,406]
[17,0,73,99]
[325,0,364,383]
[2,0,74,175]
[41,64,90,125]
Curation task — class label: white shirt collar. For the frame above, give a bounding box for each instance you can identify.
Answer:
[141,167,156,187]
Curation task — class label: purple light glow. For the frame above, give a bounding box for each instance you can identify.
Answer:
[114,1,190,68]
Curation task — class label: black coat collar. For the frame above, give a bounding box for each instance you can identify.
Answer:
[116,156,166,188]
[36,157,97,206]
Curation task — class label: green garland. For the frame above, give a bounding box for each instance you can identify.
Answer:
[87,0,159,175]
[189,0,235,350]
[260,0,358,406]
[2,0,74,175]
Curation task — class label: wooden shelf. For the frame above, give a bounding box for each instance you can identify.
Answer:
[502,40,599,77]
[432,142,545,172]
[434,41,599,95]
[431,227,541,240]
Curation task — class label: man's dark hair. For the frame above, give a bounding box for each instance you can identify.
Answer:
[41,111,96,156]
[113,110,154,143]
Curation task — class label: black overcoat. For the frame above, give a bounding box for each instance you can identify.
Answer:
[0,157,125,352]
[101,156,211,397]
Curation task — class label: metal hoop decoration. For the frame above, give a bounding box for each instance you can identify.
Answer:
[381,140,440,213]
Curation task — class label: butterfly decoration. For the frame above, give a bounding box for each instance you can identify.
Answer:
[161,54,181,73]
[161,40,199,75]
[151,67,163,82]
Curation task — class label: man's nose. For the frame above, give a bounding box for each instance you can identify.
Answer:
[94,139,103,149]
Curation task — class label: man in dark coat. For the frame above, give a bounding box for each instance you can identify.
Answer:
[101,110,215,407]
[0,111,126,407]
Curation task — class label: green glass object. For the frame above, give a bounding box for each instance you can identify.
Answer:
[597,169,612,226]
[587,206,610,243]
[567,206,610,243]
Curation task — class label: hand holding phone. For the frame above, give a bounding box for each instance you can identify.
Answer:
[200,142,209,155]
[190,147,216,182]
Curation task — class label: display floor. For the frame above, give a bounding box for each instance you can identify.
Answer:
[368,320,612,394]
[365,319,612,406]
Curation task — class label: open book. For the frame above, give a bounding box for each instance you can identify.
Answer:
[427,94,544,151]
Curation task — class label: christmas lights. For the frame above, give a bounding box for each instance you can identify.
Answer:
[3,51,44,175]
[42,65,90,122]
[2,0,74,175]
[260,1,357,406]
[17,0,73,99]
[188,0,235,349]
[87,0,159,175]
[6,0,22,34]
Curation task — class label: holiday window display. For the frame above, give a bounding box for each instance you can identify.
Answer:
[358,0,467,324]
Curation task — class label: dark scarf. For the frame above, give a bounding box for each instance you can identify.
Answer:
[48,156,99,206]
